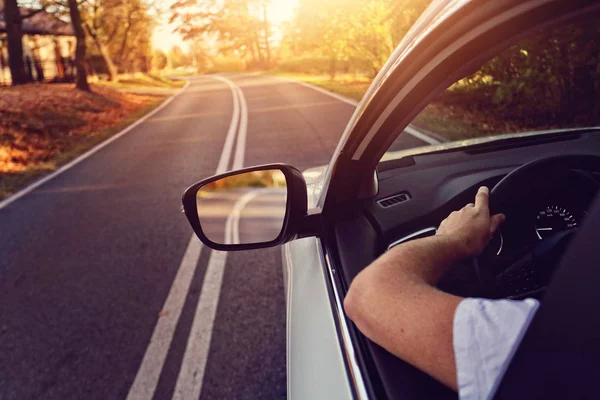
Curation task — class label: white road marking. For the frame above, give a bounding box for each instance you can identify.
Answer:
[0,81,191,211]
[233,84,248,171]
[403,125,441,145]
[126,75,242,400]
[126,235,203,400]
[275,75,358,106]
[172,248,227,400]
[231,191,262,245]
[172,75,248,400]
[212,75,242,175]
[274,75,442,145]
[230,188,283,245]
[168,188,250,400]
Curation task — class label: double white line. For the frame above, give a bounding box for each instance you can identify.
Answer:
[127,75,248,400]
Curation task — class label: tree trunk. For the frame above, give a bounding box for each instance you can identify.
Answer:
[4,0,28,85]
[252,32,264,67]
[116,14,133,69]
[328,56,337,80]
[247,39,257,65]
[68,0,91,91]
[84,23,118,81]
[261,4,271,68]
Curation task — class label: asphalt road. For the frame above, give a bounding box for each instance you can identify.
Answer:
[0,73,431,400]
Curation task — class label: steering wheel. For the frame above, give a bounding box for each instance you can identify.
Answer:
[474,154,600,298]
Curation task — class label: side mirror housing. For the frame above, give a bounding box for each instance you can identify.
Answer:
[182,163,310,251]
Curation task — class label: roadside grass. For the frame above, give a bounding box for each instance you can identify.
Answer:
[412,105,485,141]
[95,73,186,90]
[0,84,168,200]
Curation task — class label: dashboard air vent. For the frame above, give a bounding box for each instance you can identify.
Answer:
[378,192,410,208]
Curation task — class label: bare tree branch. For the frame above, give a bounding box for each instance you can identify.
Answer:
[21,8,45,20]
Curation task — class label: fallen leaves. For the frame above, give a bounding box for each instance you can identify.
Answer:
[0,83,165,199]
[0,83,163,174]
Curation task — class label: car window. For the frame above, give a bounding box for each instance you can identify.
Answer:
[383,12,600,158]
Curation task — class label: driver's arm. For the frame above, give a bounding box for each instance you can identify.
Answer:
[344,186,505,390]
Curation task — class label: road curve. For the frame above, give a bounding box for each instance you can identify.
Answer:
[0,73,429,400]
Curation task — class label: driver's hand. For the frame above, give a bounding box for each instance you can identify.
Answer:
[436,186,506,258]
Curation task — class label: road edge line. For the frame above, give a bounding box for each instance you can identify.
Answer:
[0,80,191,211]
[273,75,442,145]
[274,75,358,106]
[404,125,441,145]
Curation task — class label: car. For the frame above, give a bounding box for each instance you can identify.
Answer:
[182,0,600,398]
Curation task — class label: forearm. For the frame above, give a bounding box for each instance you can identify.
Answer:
[380,234,469,285]
[344,236,464,389]
[344,187,504,391]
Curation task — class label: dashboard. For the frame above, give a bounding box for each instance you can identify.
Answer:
[334,131,600,288]
[380,169,600,299]
[332,130,600,400]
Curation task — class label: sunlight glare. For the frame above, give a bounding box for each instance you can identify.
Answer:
[267,0,298,26]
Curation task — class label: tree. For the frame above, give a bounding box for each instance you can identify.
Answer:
[288,0,430,78]
[170,0,272,69]
[81,0,119,81]
[290,0,355,78]
[152,49,168,70]
[67,0,90,91]
[169,45,191,68]
[3,0,59,85]
[257,0,271,67]
[78,0,153,80]
[189,38,212,72]
[4,0,29,84]
[475,17,600,124]
[106,0,154,73]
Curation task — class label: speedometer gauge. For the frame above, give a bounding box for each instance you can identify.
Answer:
[535,206,577,240]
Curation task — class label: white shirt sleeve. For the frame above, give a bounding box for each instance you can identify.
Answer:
[453,297,540,400]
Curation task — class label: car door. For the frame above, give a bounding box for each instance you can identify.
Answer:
[307,0,600,398]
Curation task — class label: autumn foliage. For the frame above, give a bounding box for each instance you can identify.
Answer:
[0,85,162,194]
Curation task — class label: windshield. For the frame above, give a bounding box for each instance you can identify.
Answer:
[383,11,600,160]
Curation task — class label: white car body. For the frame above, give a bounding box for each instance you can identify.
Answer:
[282,165,355,400]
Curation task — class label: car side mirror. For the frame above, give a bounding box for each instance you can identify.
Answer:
[182,164,310,251]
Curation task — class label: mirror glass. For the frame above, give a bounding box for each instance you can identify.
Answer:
[196,169,288,245]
